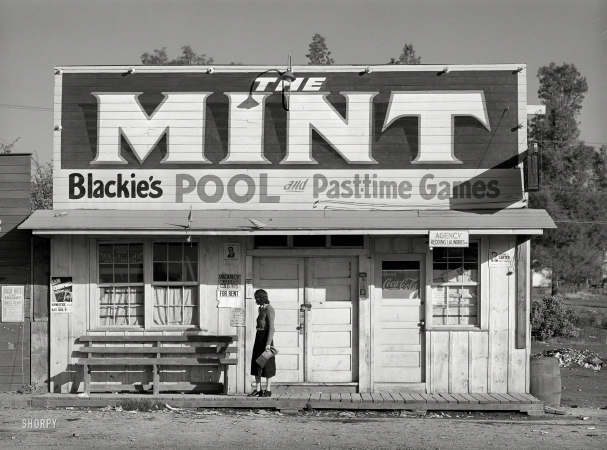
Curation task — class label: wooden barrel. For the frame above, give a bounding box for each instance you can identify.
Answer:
[530,357,561,407]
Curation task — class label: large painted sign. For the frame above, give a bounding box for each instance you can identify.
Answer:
[55,66,526,210]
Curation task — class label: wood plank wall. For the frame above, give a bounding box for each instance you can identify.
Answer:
[371,235,528,394]
[51,235,244,393]
[0,154,32,391]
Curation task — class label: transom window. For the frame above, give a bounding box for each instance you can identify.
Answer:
[431,243,479,326]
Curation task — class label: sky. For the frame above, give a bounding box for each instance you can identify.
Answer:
[1,0,606,164]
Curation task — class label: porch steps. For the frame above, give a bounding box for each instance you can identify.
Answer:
[32,392,544,415]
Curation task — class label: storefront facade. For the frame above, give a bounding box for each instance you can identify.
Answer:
[21,64,555,394]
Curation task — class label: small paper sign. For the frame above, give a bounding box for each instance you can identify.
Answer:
[51,277,73,313]
[429,230,469,247]
[2,285,24,322]
[489,249,514,267]
[223,243,239,265]
[230,308,246,327]
[217,273,242,307]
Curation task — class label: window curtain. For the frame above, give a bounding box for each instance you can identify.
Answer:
[153,286,197,326]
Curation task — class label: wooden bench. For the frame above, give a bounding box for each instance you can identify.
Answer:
[76,335,238,395]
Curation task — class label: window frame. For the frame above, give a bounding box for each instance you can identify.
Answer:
[425,237,488,330]
[90,238,206,331]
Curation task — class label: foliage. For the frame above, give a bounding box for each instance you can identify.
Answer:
[141,45,214,65]
[388,43,421,65]
[306,33,334,65]
[31,154,53,212]
[0,137,20,153]
[117,398,162,411]
[531,295,579,341]
[528,62,606,293]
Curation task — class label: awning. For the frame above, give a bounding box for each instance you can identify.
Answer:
[19,209,555,236]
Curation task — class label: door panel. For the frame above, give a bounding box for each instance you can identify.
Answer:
[307,257,357,383]
[253,258,304,383]
[253,256,358,384]
[375,256,425,385]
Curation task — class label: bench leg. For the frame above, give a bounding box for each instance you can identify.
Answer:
[84,364,90,395]
[222,365,228,395]
[153,364,159,396]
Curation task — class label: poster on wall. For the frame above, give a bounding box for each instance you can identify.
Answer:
[51,277,73,313]
[217,273,242,308]
[489,249,514,267]
[230,308,246,327]
[1,285,24,322]
[223,243,239,265]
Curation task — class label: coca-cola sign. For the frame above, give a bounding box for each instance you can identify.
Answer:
[382,270,419,299]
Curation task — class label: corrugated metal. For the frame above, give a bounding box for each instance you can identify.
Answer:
[20,208,555,235]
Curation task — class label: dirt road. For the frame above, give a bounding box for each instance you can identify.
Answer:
[1,408,606,450]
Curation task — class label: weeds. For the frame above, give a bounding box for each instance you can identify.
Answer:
[116,398,163,412]
[531,295,579,341]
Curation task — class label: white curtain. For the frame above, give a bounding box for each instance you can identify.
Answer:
[153,286,196,326]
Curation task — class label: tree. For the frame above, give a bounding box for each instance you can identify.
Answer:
[141,46,214,65]
[306,34,334,65]
[388,43,421,65]
[528,63,606,294]
[30,154,53,212]
[0,137,20,153]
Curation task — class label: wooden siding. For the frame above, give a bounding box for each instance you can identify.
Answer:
[0,154,32,391]
[426,235,528,394]
[50,234,244,394]
[53,67,526,211]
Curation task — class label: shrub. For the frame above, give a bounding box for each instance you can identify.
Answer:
[531,295,579,341]
[117,398,162,411]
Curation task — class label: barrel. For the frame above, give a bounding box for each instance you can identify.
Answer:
[530,356,561,407]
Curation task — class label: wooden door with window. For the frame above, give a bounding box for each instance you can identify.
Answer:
[374,255,425,390]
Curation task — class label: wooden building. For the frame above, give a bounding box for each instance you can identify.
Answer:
[0,153,49,392]
[20,64,555,395]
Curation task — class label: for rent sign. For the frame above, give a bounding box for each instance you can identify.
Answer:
[54,66,526,211]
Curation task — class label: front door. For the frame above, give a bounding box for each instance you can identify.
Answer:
[253,257,358,383]
[374,255,425,390]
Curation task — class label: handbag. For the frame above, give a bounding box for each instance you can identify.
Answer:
[255,346,279,368]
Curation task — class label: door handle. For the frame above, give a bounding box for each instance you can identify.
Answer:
[300,304,312,311]
[418,320,425,329]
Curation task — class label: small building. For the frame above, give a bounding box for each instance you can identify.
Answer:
[21,64,555,395]
[0,153,49,392]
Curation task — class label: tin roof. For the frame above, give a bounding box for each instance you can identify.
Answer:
[20,208,555,236]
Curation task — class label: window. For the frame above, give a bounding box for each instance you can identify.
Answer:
[152,242,198,326]
[431,243,479,326]
[254,235,365,249]
[97,240,199,328]
[98,243,144,326]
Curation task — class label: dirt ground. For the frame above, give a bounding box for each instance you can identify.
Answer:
[532,335,607,409]
[0,407,606,450]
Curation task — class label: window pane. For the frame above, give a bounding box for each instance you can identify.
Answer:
[168,263,182,282]
[99,264,113,284]
[114,245,129,263]
[293,235,326,248]
[154,243,168,261]
[255,235,288,247]
[98,286,144,327]
[153,262,167,282]
[168,243,183,261]
[99,245,113,264]
[183,263,198,282]
[183,243,198,262]
[114,264,129,283]
[153,286,197,326]
[330,235,364,247]
[129,264,144,283]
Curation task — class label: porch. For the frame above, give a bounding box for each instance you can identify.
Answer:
[32,392,545,415]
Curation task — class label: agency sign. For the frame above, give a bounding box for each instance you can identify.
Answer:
[55,66,525,210]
